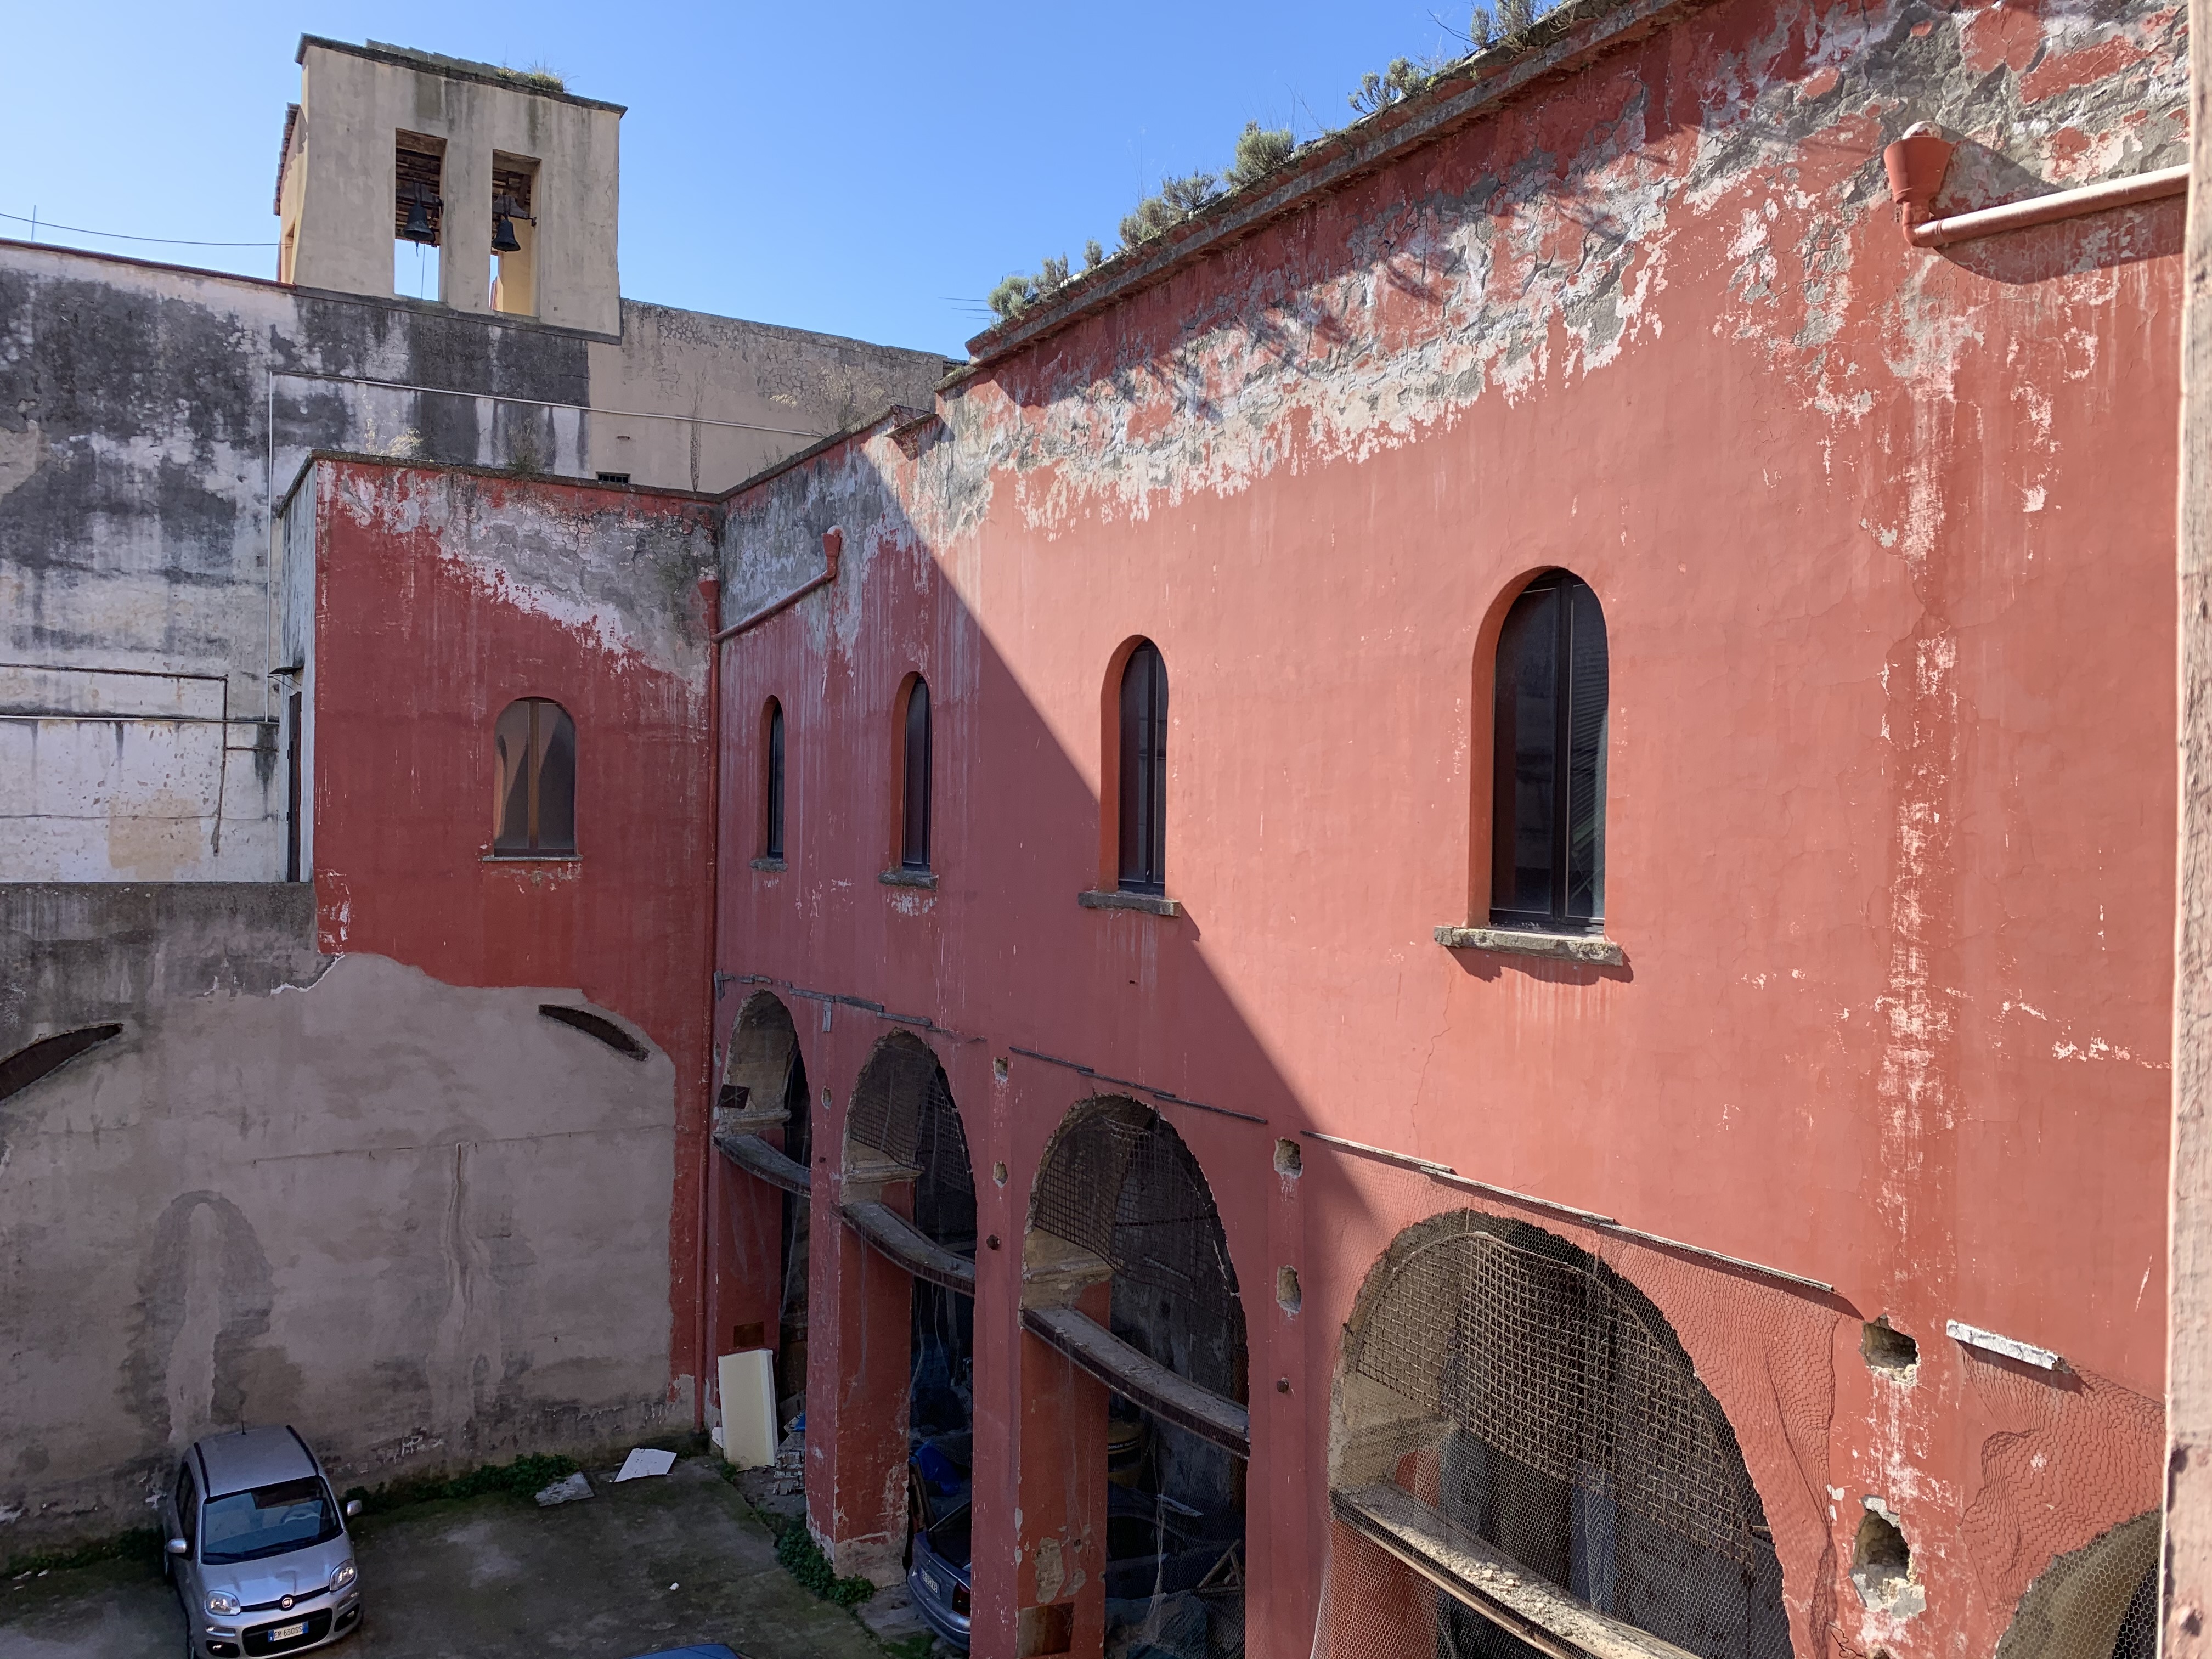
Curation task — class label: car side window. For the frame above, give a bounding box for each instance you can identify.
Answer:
[176,1464,198,1547]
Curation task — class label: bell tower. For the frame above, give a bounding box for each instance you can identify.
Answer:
[274,37,623,337]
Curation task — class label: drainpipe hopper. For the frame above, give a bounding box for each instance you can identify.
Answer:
[1883,123,1956,238]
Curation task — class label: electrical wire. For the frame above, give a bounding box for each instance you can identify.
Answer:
[1,209,277,248]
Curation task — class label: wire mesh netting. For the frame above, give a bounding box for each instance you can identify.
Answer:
[913,1060,978,1256]
[1989,1511,2162,1659]
[1310,1149,1848,1659]
[1034,1099,1248,1659]
[1341,1209,1789,1659]
[1033,1098,1245,1368]
[848,1033,940,1165]
[843,1036,983,1582]
[1960,1346,2166,1659]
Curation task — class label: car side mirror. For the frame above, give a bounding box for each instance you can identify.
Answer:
[166,1538,189,1556]
[343,1499,363,1519]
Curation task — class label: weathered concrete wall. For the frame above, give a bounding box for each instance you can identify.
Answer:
[304,456,719,1445]
[0,888,676,1552]
[585,301,953,494]
[0,238,947,882]
[714,0,2185,1655]
[0,883,326,1053]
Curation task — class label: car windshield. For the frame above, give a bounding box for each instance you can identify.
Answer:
[200,1477,340,1564]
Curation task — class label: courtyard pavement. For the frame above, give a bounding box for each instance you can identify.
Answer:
[0,1456,906,1659]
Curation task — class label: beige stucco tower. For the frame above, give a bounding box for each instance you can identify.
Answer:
[275,37,622,335]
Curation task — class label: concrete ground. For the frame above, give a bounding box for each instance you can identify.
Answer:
[0,1457,915,1659]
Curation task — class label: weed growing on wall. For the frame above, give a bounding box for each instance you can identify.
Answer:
[774,1516,876,1606]
[4,1526,160,1582]
[342,1452,580,1516]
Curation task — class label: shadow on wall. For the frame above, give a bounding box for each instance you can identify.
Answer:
[711,424,1858,1659]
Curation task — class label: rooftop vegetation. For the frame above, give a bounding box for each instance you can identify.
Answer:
[982,1,1554,325]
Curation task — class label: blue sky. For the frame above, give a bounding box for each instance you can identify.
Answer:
[3,3,1475,358]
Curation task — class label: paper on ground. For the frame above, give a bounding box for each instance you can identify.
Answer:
[534,1471,593,1506]
[614,1447,678,1482]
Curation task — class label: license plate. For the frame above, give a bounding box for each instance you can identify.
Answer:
[272,1621,308,1640]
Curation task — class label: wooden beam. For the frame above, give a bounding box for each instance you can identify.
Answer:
[1329,1483,1705,1659]
[714,1129,810,1195]
[1020,1304,1250,1456]
[842,1200,977,1296]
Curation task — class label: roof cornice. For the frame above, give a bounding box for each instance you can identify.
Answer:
[295,35,628,115]
[956,0,1705,374]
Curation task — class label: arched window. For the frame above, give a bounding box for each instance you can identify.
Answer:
[493,697,576,854]
[900,676,932,872]
[763,698,786,860]
[1118,641,1168,894]
[1492,572,1606,932]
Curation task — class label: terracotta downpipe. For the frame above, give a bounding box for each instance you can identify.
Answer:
[712,527,843,644]
[1884,122,2188,249]
[696,574,722,1430]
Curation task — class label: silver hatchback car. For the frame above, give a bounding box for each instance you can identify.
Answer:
[159,1426,364,1657]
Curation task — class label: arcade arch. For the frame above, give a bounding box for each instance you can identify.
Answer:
[713,992,813,1419]
[1329,1209,1787,1659]
[1022,1096,1249,1655]
[840,1032,980,1533]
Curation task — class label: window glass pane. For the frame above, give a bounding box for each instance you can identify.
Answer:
[1146,650,1167,888]
[1494,585,1559,917]
[1119,644,1166,892]
[535,703,577,853]
[766,702,785,859]
[902,679,930,870]
[494,700,533,851]
[1565,581,1609,921]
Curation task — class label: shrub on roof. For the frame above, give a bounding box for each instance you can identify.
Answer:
[1348,58,1435,114]
[1226,122,1296,190]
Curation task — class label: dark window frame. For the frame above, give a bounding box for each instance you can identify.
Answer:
[900,676,933,872]
[1117,642,1169,895]
[1489,570,1608,934]
[493,697,578,856]
[764,698,786,860]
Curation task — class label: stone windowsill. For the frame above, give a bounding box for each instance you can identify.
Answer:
[482,853,582,864]
[880,867,938,890]
[1434,925,1623,966]
[1080,889,1180,917]
[752,856,787,872]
